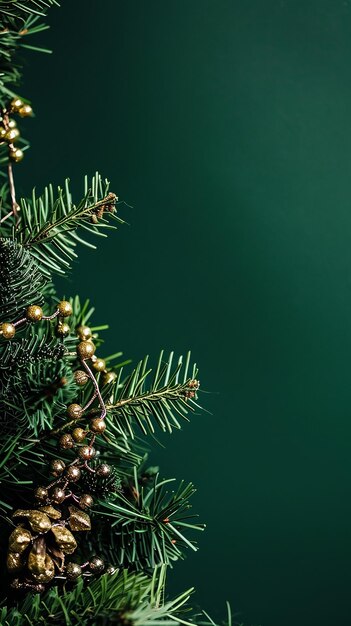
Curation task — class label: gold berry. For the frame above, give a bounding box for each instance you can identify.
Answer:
[26,304,43,322]
[72,427,87,443]
[56,322,70,337]
[78,446,96,460]
[102,371,117,386]
[92,358,106,372]
[34,486,49,502]
[74,370,89,386]
[79,494,93,509]
[50,459,66,477]
[0,322,16,339]
[9,147,24,163]
[18,104,33,117]
[11,98,24,112]
[5,128,20,143]
[77,340,95,360]
[89,418,106,434]
[66,562,82,580]
[65,466,81,482]
[67,403,83,420]
[8,118,17,129]
[57,300,73,317]
[0,126,6,140]
[76,325,92,341]
[51,487,66,504]
[59,433,74,449]
[89,556,105,573]
[96,463,112,477]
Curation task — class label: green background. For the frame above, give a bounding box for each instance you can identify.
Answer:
[17,1,351,624]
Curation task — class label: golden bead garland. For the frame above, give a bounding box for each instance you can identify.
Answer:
[0,98,33,165]
[2,299,116,591]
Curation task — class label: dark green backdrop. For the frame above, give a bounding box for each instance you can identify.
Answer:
[17,1,351,625]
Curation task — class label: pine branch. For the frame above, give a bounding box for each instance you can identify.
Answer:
[102,351,200,439]
[17,172,124,276]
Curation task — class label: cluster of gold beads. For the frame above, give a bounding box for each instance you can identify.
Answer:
[0,299,72,341]
[0,97,33,163]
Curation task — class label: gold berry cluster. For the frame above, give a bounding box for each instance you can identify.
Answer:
[0,97,33,163]
[3,300,118,590]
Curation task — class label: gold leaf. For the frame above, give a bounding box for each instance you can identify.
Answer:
[51,525,77,554]
[13,509,51,533]
[28,541,55,583]
[8,526,32,554]
[39,506,62,520]
[68,505,91,532]
[7,551,24,573]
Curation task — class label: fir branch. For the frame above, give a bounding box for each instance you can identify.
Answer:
[102,351,200,439]
[17,172,124,276]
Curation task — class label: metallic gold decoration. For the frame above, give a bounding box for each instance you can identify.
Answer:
[8,526,32,553]
[57,300,73,317]
[26,304,43,322]
[74,369,89,386]
[34,486,49,502]
[7,551,24,573]
[59,433,74,449]
[79,493,93,509]
[67,403,83,420]
[89,417,106,434]
[78,445,96,460]
[72,427,86,443]
[96,463,112,477]
[51,487,66,504]
[50,458,66,477]
[66,562,82,580]
[39,506,61,520]
[65,465,81,482]
[5,128,20,142]
[18,104,33,117]
[76,325,92,340]
[0,322,16,339]
[68,505,91,531]
[10,97,24,112]
[102,371,117,386]
[92,358,106,372]
[89,555,105,573]
[0,126,6,140]
[13,509,52,534]
[9,147,24,163]
[8,118,17,129]
[28,539,55,583]
[76,340,95,360]
[56,321,70,337]
[51,525,77,554]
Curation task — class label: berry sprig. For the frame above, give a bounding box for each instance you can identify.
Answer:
[2,299,117,591]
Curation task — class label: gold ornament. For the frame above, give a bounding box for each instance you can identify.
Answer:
[67,403,83,420]
[78,445,96,460]
[96,463,112,477]
[39,506,61,520]
[89,417,106,434]
[89,555,105,573]
[26,304,43,322]
[72,427,86,443]
[76,340,95,360]
[51,487,66,504]
[18,104,33,117]
[9,147,24,163]
[0,126,6,140]
[68,505,91,531]
[7,551,24,574]
[76,325,92,340]
[28,540,55,583]
[74,369,89,386]
[8,118,17,129]
[92,357,106,372]
[102,371,117,386]
[13,509,52,534]
[79,493,93,509]
[49,458,66,477]
[57,300,73,317]
[8,526,32,554]
[56,321,70,337]
[34,486,49,502]
[59,433,74,449]
[0,322,16,340]
[5,127,20,143]
[105,564,117,575]
[51,525,77,554]
[10,97,24,112]
[66,562,82,580]
[65,465,81,482]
